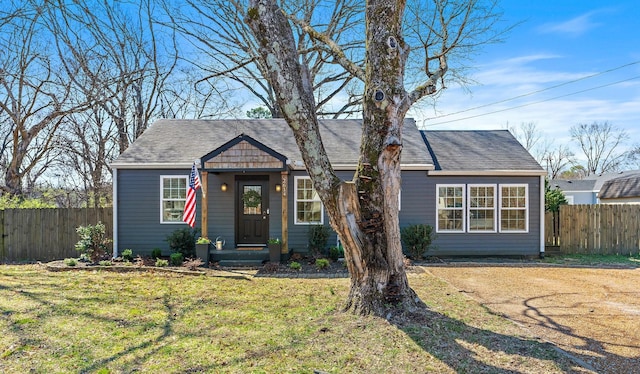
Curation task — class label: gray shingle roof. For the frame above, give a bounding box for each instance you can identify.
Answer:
[551,179,597,192]
[420,130,544,172]
[112,118,433,169]
[598,172,640,199]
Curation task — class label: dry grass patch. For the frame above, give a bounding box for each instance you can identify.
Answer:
[0,265,581,373]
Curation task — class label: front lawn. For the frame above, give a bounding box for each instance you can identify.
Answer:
[0,265,578,373]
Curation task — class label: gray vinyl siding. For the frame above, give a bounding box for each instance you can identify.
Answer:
[117,169,541,257]
[424,175,542,256]
[117,169,197,256]
[116,169,283,255]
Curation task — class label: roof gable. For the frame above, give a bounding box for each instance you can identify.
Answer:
[202,134,287,171]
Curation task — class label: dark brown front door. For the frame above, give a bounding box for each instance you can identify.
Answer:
[236,179,269,245]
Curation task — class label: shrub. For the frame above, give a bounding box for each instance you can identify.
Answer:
[151,248,162,259]
[329,246,344,261]
[98,260,112,266]
[64,258,77,267]
[400,224,435,260]
[74,222,112,263]
[315,258,330,269]
[122,248,134,262]
[166,228,199,257]
[308,225,330,257]
[170,252,184,266]
[183,257,203,271]
[289,261,301,270]
[155,259,169,267]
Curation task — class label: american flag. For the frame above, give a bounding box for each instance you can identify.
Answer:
[182,162,201,228]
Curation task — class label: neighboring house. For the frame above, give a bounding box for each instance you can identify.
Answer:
[598,171,640,204]
[110,119,546,263]
[552,170,640,204]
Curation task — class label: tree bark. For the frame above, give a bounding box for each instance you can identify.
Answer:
[246,0,425,318]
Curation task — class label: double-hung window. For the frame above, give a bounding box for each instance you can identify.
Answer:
[468,185,496,232]
[161,176,187,223]
[436,185,465,232]
[436,183,528,233]
[499,184,528,232]
[294,176,324,224]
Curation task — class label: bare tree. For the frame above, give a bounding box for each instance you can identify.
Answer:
[570,121,629,176]
[243,0,505,317]
[162,0,366,118]
[510,122,541,152]
[46,0,180,155]
[540,142,575,180]
[0,2,95,196]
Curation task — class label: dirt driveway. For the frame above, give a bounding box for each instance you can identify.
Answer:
[426,265,640,373]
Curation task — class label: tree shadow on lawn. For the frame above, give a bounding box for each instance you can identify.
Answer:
[387,306,596,374]
[519,293,640,373]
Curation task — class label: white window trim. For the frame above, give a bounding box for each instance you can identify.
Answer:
[499,184,529,233]
[467,184,497,233]
[436,184,465,233]
[293,176,324,225]
[160,175,188,224]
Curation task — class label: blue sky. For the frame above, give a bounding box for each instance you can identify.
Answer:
[411,0,640,151]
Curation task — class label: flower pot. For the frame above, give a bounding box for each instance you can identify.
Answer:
[268,243,281,263]
[195,243,210,267]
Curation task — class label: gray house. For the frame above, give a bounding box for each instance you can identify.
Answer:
[110,119,546,263]
[552,170,640,204]
[598,171,640,204]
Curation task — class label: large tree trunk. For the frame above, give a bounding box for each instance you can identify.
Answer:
[246,0,424,318]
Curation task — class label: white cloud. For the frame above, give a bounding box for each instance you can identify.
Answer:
[537,11,602,37]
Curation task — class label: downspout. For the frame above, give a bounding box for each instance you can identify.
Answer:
[539,174,545,258]
[112,167,119,258]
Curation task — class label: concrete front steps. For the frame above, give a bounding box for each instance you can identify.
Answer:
[209,248,270,267]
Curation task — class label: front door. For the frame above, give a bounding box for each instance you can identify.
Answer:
[236,179,269,246]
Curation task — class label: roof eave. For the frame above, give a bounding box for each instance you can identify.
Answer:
[428,169,547,176]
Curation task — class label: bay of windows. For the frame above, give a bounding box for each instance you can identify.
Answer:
[436,184,528,233]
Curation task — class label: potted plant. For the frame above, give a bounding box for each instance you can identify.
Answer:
[195,237,211,266]
[267,237,281,263]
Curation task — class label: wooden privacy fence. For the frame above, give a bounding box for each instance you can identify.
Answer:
[545,204,640,254]
[0,208,113,262]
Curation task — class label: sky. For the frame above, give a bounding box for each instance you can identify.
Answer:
[409,0,640,152]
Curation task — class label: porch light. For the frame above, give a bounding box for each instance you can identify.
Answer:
[275,183,281,192]
[221,183,228,192]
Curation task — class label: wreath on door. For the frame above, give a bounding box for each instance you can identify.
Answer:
[242,189,261,208]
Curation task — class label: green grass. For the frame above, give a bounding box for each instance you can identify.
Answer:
[0,265,579,373]
[542,253,640,266]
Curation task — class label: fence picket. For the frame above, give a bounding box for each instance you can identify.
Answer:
[545,204,640,255]
[0,208,112,262]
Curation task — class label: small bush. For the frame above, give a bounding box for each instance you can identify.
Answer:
[289,261,301,270]
[329,246,344,261]
[64,258,77,267]
[315,258,330,269]
[170,252,184,266]
[122,248,134,262]
[99,260,112,266]
[400,224,435,260]
[155,259,169,267]
[151,248,162,259]
[166,228,199,257]
[74,222,112,263]
[182,257,203,271]
[308,225,330,257]
[263,262,279,273]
